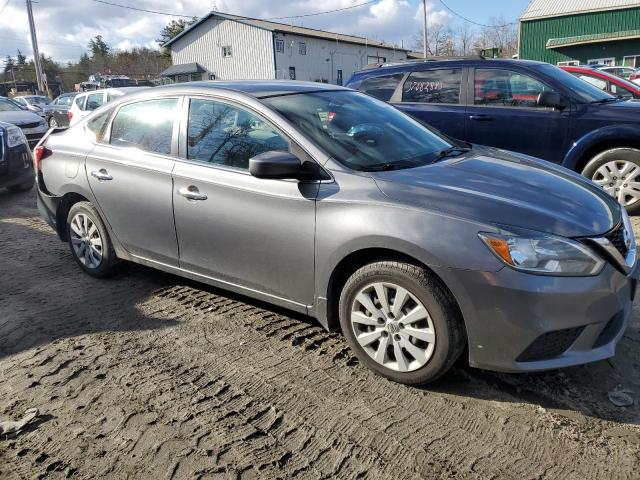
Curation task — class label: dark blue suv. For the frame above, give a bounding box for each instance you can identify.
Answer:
[346,58,640,214]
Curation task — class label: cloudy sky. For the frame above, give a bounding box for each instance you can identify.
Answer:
[0,0,530,65]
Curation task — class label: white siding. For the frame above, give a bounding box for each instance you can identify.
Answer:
[273,33,407,84]
[171,17,275,80]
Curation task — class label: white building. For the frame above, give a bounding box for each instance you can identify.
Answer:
[162,11,409,85]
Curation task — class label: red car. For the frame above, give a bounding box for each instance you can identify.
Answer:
[560,65,640,99]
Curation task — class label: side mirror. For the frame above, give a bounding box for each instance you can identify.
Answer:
[249,151,302,180]
[537,91,567,110]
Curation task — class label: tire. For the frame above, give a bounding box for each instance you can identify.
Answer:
[582,148,640,215]
[339,261,466,385]
[66,201,120,278]
[48,116,58,128]
[7,178,34,193]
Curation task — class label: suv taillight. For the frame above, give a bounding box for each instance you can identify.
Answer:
[34,145,51,172]
[67,111,73,122]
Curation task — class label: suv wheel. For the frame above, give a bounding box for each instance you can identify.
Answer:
[339,261,465,385]
[66,202,119,278]
[583,148,640,215]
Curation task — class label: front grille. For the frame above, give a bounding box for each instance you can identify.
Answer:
[605,224,628,258]
[516,327,584,362]
[593,311,624,348]
[18,121,42,129]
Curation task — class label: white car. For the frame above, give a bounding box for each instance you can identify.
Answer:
[68,87,147,126]
[599,66,640,85]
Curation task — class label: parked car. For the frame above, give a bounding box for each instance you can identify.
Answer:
[0,97,48,147]
[0,121,34,192]
[43,92,77,128]
[599,65,639,81]
[35,82,638,385]
[68,87,147,126]
[560,65,640,99]
[13,95,51,116]
[347,58,640,214]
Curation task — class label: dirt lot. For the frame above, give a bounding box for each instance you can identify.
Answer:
[1,189,640,479]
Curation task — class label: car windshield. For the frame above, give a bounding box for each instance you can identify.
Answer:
[538,64,614,103]
[263,90,452,171]
[0,98,23,112]
[26,96,51,105]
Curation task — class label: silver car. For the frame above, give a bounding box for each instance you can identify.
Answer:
[35,81,639,385]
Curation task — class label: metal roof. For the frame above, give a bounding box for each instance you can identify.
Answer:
[160,62,207,77]
[164,11,408,51]
[546,29,640,48]
[521,0,640,21]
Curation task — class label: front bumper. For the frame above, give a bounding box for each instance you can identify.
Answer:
[440,260,639,373]
[0,143,34,188]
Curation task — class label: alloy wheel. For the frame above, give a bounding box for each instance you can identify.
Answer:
[350,282,436,372]
[69,213,103,269]
[592,160,640,205]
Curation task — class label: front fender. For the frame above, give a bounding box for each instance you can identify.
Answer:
[563,124,640,171]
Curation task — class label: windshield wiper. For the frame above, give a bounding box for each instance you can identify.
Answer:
[364,160,417,172]
[432,146,472,163]
[590,96,622,104]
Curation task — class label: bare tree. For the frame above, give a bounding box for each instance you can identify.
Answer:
[454,23,475,56]
[474,15,519,57]
[413,23,455,57]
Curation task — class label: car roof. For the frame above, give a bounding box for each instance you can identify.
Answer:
[147,80,349,99]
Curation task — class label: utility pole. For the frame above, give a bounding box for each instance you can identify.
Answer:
[26,0,45,93]
[422,0,428,58]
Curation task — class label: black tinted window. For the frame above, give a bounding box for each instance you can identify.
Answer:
[402,69,462,104]
[110,98,177,155]
[187,98,289,170]
[358,73,404,101]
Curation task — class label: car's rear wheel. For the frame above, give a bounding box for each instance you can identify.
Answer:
[48,116,58,128]
[339,261,465,385]
[582,148,640,215]
[66,202,119,278]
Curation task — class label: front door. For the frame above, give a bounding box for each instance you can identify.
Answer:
[172,97,317,306]
[86,97,180,265]
[465,68,569,163]
[393,67,467,140]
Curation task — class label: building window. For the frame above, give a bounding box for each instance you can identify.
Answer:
[557,61,579,66]
[588,57,614,66]
[275,39,284,53]
[299,42,307,55]
[289,67,296,80]
[623,55,640,67]
[336,69,343,86]
[209,73,217,80]
[222,46,232,58]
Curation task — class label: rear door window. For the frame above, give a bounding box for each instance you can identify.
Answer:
[402,69,462,104]
[74,96,85,109]
[86,93,104,111]
[110,98,178,155]
[358,73,404,101]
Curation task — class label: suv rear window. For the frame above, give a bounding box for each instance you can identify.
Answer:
[357,73,404,101]
[402,69,462,104]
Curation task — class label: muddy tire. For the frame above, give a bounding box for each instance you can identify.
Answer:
[66,201,120,278]
[339,261,466,385]
[582,148,640,215]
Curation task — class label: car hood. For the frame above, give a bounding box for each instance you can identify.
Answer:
[0,110,44,126]
[372,147,620,238]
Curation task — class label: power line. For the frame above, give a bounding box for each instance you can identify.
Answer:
[264,1,378,20]
[437,0,517,28]
[90,0,194,18]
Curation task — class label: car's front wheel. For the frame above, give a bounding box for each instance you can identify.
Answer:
[66,202,119,278]
[583,148,640,215]
[339,261,465,385]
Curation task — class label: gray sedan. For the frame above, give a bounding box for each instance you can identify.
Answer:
[35,81,639,384]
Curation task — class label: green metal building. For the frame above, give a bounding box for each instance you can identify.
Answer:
[519,0,640,67]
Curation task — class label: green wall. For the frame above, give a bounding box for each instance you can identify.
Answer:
[520,7,640,64]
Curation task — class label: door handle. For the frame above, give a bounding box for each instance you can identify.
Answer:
[91,169,113,181]
[177,186,208,201]
[469,114,493,121]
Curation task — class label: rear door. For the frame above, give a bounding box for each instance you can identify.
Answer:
[465,67,569,163]
[392,67,467,140]
[86,96,181,266]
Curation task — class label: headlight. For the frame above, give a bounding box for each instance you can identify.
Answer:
[5,126,27,148]
[479,232,605,276]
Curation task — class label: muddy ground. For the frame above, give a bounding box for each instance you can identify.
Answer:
[1,189,639,479]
